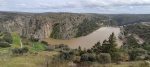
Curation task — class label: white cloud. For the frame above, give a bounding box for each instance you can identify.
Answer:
[0,0,150,13]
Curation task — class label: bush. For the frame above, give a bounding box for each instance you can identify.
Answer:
[31,38,39,42]
[11,47,29,54]
[3,32,13,44]
[129,48,147,61]
[20,35,27,39]
[139,61,150,67]
[81,53,96,62]
[0,42,11,48]
[11,48,23,54]
[120,53,130,61]
[97,53,111,64]
[0,38,4,42]
[22,47,29,53]
[41,41,49,46]
[59,51,73,60]
[73,56,81,63]
[87,49,93,53]
[111,52,121,63]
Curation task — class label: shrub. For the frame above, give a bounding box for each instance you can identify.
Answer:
[0,42,11,48]
[11,47,23,54]
[31,38,39,42]
[97,53,111,64]
[3,32,13,44]
[73,56,81,63]
[11,47,29,54]
[59,51,73,60]
[0,38,4,42]
[129,48,147,61]
[41,41,49,46]
[81,53,96,62]
[22,47,29,53]
[139,61,150,67]
[120,53,130,61]
[20,35,27,39]
[111,52,122,63]
[87,49,93,53]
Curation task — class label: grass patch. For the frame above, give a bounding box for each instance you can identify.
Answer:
[28,41,45,51]
[11,33,20,47]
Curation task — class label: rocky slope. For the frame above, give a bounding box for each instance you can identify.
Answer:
[0,11,150,39]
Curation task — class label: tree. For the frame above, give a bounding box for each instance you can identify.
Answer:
[108,32,117,52]
[78,46,81,51]
[101,33,119,62]
[92,41,101,54]
[126,35,139,48]
[101,33,118,53]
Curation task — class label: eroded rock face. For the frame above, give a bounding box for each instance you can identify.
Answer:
[0,12,92,39]
[22,17,52,39]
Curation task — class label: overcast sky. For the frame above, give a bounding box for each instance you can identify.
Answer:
[0,0,150,14]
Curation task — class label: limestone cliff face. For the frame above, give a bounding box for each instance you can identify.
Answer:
[0,12,93,39]
[22,16,52,39]
[1,12,128,39]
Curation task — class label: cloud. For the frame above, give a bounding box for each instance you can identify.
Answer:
[0,0,7,7]
[80,0,150,7]
[0,0,150,13]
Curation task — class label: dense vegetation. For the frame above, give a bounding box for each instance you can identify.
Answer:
[76,18,100,37]
[43,32,150,67]
[0,31,12,48]
[50,24,62,39]
[110,14,150,25]
[124,22,150,44]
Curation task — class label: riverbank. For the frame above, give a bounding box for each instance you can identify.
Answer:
[41,27,123,49]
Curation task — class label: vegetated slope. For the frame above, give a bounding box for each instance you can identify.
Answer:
[0,11,150,40]
[124,22,150,44]
[109,14,150,25]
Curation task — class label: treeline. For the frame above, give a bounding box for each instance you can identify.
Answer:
[110,14,150,25]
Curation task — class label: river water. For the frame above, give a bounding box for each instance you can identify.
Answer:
[42,27,123,49]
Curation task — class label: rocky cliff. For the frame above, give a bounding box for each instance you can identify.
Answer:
[0,12,99,39]
[0,12,150,39]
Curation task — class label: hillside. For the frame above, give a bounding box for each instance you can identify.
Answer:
[0,12,150,40]
[124,22,150,44]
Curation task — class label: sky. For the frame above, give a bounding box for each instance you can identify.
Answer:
[0,0,150,14]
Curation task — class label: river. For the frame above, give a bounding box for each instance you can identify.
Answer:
[42,27,123,49]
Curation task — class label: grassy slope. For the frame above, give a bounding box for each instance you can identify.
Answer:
[11,33,45,51]
[92,61,143,67]
[0,51,59,67]
[0,33,58,67]
[11,33,20,47]
[29,41,45,51]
